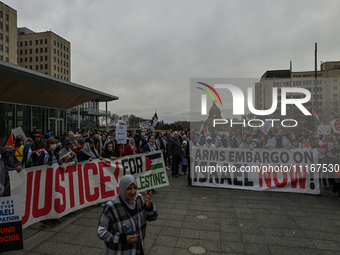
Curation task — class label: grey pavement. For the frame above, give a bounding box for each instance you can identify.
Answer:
[2,169,340,255]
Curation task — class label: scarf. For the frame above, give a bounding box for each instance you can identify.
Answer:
[81,143,99,159]
[1,146,21,171]
[147,142,157,152]
[69,138,78,148]
[102,142,117,158]
[58,147,75,160]
[129,140,136,153]
[104,136,115,150]
[119,175,137,210]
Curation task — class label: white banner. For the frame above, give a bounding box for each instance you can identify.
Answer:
[317,125,331,135]
[116,125,127,144]
[139,121,151,131]
[191,147,320,194]
[9,152,168,229]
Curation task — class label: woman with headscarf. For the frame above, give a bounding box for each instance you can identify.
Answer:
[78,138,99,162]
[97,134,107,156]
[100,142,117,160]
[97,175,158,255]
[125,138,138,156]
[1,147,22,197]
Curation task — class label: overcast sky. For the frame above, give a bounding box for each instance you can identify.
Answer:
[6,0,340,123]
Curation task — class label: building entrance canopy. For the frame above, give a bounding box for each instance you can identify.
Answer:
[0,61,118,109]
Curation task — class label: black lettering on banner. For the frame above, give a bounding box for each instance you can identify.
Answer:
[229,151,234,162]
[244,171,254,186]
[246,152,252,162]
[235,152,244,162]
[122,159,129,175]
[270,152,279,163]
[194,149,202,160]
[254,152,262,163]
[220,163,232,185]
[293,152,303,163]
[233,163,243,186]
[128,158,137,174]
[203,150,209,161]
[136,157,143,173]
[263,151,270,163]
[304,151,314,164]
[280,151,289,163]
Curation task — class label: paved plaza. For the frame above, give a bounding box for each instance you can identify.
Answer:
[2,171,340,255]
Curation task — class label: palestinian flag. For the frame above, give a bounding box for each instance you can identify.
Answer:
[150,112,158,131]
[145,152,164,171]
[88,129,91,138]
[26,147,45,167]
[312,108,321,124]
[4,130,14,147]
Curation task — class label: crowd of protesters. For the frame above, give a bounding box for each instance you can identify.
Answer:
[2,126,339,226]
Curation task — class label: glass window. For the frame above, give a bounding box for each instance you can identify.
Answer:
[40,39,43,44]
[29,40,32,45]
[0,33,2,40]
[20,58,22,62]
[57,42,59,47]
[5,46,8,53]
[0,22,2,29]
[40,56,43,61]
[36,65,38,70]
[16,105,31,137]
[0,55,3,61]
[5,36,8,42]
[54,57,56,62]
[35,48,38,53]
[20,41,23,47]
[5,24,8,32]
[35,56,38,61]
[29,57,32,62]
[45,56,47,61]
[40,48,43,53]
[45,39,47,44]
[25,41,27,46]
[45,47,47,52]
[54,40,56,46]
[0,11,2,18]
[40,65,43,69]
[54,48,56,54]
[36,40,38,45]
[32,106,45,134]
[25,49,27,54]
[25,57,27,62]
[29,65,32,69]
[5,14,8,21]
[0,44,3,51]
[29,49,32,54]
[45,64,47,69]
[54,65,56,70]
[5,57,8,62]
[20,49,22,54]
[54,73,56,77]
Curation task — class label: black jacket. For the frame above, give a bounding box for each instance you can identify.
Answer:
[169,138,182,156]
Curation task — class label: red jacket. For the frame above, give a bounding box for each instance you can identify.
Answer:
[125,144,138,155]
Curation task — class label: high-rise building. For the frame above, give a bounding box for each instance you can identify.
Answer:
[17,28,71,81]
[255,61,340,126]
[0,2,17,64]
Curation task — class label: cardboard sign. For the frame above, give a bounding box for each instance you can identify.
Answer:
[317,125,331,135]
[116,125,127,144]
[139,121,151,131]
[0,196,23,252]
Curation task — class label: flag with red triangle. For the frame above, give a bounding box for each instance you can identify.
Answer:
[312,108,321,124]
[4,130,14,147]
[145,152,164,171]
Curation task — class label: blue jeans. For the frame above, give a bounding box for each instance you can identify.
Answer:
[171,156,180,176]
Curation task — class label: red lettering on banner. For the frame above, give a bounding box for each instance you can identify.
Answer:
[66,165,77,208]
[273,165,288,188]
[77,164,85,205]
[98,161,115,199]
[55,167,66,213]
[258,165,271,187]
[32,168,53,218]
[289,165,307,189]
[115,161,120,195]
[83,163,99,202]
[22,171,34,225]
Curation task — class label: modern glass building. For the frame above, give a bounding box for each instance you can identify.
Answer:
[0,61,118,144]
